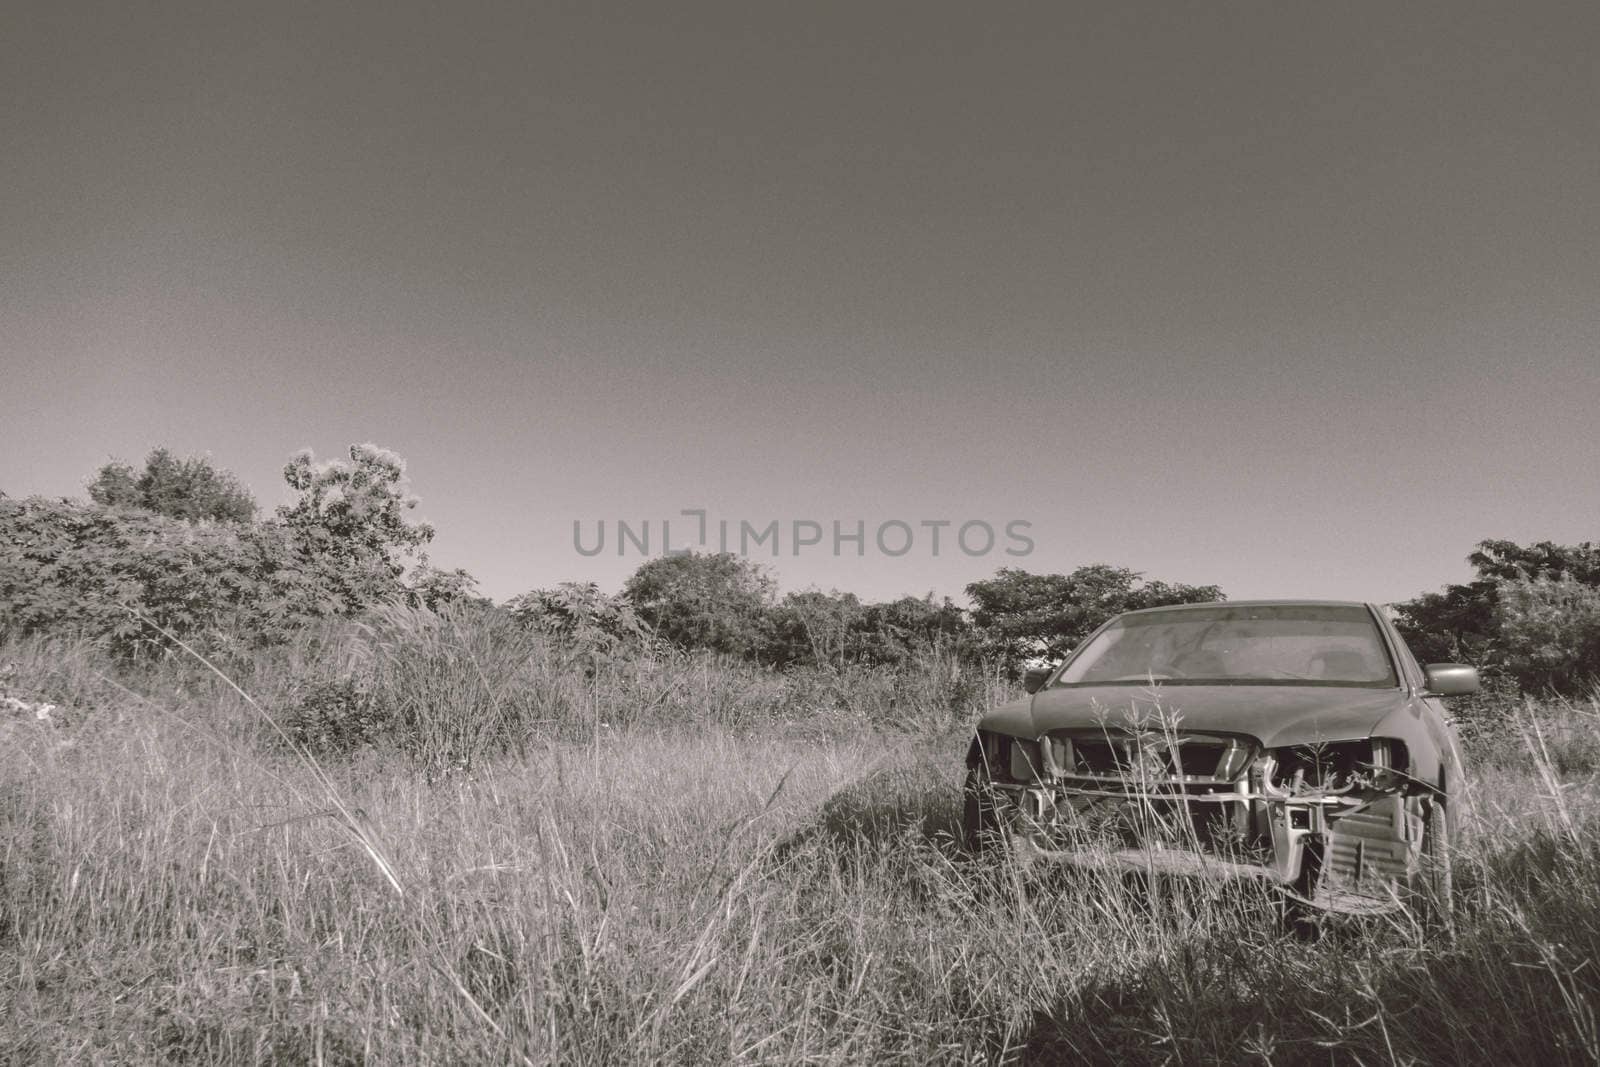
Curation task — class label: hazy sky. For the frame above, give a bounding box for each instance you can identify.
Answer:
[5,1,1597,606]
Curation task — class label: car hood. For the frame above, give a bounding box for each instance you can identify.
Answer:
[979,684,1411,749]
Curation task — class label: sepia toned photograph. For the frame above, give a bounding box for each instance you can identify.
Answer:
[4,2,1598,1063]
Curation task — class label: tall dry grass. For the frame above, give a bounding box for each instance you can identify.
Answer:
[2,623,1598,1064]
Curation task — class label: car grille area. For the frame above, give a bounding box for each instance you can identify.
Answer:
[1046,730,1253,786]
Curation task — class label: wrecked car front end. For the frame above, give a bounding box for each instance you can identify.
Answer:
[968,726,1438,913]
[963,600,1471,916]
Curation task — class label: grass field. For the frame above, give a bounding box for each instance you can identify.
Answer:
[3,632,1599,1065]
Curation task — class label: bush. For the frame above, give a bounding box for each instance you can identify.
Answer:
[3,444,469,659]
[339,602,563,772]
[0,497,340,656]
[761,590,973,670]
[506,581,653,666]
[88,448,257,523]
[281,677,392,756]
[276,444,436,615]
[1496,577,1600,695]
[1394,539,1600,692]
[623,552,775,657]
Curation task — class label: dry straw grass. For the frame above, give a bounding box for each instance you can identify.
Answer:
[2,619,1598,1064]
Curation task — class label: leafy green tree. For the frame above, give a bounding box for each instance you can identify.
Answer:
[1390,581,1500,666]
[623,552,775,657]
[1469,539,1600,584]
[88,448,257,523]
[966,565,1223,670]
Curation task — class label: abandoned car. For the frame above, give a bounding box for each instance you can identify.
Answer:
[964,601,1478,914]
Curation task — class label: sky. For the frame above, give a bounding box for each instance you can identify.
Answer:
[4,1,1598,607]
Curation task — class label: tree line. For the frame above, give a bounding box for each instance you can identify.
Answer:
[3,445,1597,692]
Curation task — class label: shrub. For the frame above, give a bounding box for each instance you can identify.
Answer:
[276,444,435,615]
[281,677,392,756]
[623,552,775,657]
[405,563,489,611]
[1394,539,1600,690]
[2,444,472,659]
[0,497,337,656]
[88,448,258,523]
[342,602,557,772]
[761,589,866,669]
[506,581,653,667]
[763,591,973,670]
[1496,576,1600,694]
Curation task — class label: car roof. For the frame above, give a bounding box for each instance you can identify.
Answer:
[1117,599,1375,617]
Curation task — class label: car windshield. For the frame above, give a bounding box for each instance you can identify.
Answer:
[1053,604,1398,688]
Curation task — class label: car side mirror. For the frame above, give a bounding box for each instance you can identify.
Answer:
[1023,667,1051,694]
[1423,663,1480,697]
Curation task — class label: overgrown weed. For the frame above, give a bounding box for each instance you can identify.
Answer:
[2,636,1598,1064]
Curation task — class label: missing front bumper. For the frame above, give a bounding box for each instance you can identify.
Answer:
[993,783,1425,915]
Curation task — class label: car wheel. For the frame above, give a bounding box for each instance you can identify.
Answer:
[1417,797,1454,920]
[962,768,1005,853]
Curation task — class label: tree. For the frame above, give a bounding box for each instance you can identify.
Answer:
[507,582,652,660]
[88,448,257,523]
[966,565,1223,670]
[3,443,457,655]
[1389,580,1500,666]
[852,594,971,666]
[1468,539,1600,585]
[761,589,974,669]
[277,444,435,611]
[406,562,488,612]
[622,553,775,657]
[0,496,334,655]
[1495,577,1600,694]
[762,590,864,669]
[1394,540,1600,690]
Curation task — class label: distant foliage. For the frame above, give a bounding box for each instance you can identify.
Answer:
[853,595,972,666]
[762,590,970,669]
[965,564,1223,672]
[1390,580,1500,667]
[762,589,865,669]
[1470,539,1600,585]
[507,581,652,661]
[0,497,333,654]
[277,444,435,613]
[2,443,475,658]
[406,563,489,612]
[623,552,776,657]
[1495,577,1600,694]
[1394,539,1600,693]
[88,448,257,523]
[612,559,1220,675]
